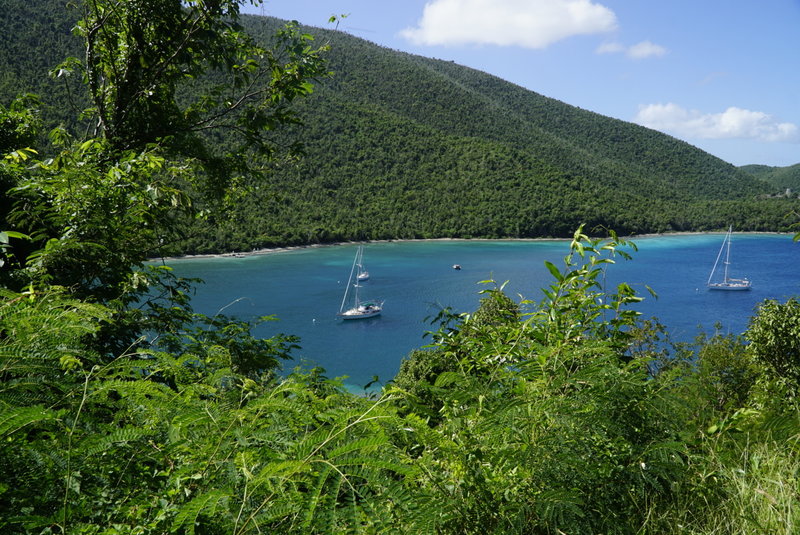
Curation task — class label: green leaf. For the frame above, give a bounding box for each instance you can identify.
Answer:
[0,230,30,242]
[172,489,229,535]
[300,464,333,529]
[328,435,389,459]
[434,371,465,388]
[82,426,150,456]
[544,261,563,282]
[0,405,55,438]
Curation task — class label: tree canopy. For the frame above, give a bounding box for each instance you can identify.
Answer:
[2,3,799,255]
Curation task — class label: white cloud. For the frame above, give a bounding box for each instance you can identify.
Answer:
[596,40,667,59]
[635,103,799,142]
[627,40,667,59]
[400,0,618,48]
[596,41,624,54]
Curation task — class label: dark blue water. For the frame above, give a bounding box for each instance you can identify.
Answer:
[164,234,800,390]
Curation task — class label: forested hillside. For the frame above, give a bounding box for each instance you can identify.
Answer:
[2,2,799,255]
[0,0,80,133]
[190,15,800,252]
[741,163,800,192]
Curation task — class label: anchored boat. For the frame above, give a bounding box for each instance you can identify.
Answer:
[338,246,383,319]
[707,226,751,291]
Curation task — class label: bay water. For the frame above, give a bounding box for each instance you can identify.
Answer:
[164,234,800,390]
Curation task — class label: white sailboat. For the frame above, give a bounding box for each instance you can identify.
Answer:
[356,245,370,282]
[707,226,751,291]
[338,246,382,320]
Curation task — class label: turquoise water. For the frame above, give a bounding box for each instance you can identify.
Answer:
[164,234,800,390]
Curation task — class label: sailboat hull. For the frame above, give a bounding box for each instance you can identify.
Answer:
[338,303,382,319]
[708,281,751,291]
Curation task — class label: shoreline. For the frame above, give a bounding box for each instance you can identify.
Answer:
[156,230,791,262]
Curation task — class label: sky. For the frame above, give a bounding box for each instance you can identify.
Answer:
[245,1,800,167]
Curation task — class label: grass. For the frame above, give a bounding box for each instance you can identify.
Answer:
[643,437,799,534]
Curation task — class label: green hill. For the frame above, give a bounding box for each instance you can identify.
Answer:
[2,3,798,253]
[740,164,800,193]
[0,0,81,131]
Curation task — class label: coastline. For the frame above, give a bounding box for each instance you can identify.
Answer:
[155,230,790,262]
[156,237,562,262]
[157,236,574,262]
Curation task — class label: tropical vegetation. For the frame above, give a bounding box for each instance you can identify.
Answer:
[2,1,800,534]
[741,163,800,193]
[2,1,800,254]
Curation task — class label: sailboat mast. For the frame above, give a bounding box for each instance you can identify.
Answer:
[707,225,750,291]
[707,230,726,286]
[338,249,359,314]
[723,226,732,283]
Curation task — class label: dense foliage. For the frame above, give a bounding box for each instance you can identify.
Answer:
[3,2,800,255]
[4,222,800,533]
[2,1,800,533]
[741,163,800,193]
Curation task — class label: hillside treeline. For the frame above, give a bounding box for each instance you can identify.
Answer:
[2,3,800,255]
[741,163,800,192]
[172,15,798,253]
[182,88,798,253]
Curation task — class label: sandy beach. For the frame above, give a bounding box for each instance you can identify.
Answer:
[156,230,791,262]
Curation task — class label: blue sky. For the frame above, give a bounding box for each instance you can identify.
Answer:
[246,1,800,167]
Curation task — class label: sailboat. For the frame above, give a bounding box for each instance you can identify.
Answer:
[707,226,751,291]
[356,246,370,282]
[338,246,383,320]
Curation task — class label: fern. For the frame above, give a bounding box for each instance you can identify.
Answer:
[327,435,390,460]
[172,488,230,535]
[534,488,586,529]
[80,426,150,456]
[0,404,55,438]
[299,464,334,530]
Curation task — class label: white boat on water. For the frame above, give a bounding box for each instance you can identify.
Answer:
[356,246,370,281]
[338,246,382,320]
[707,226,751,291]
